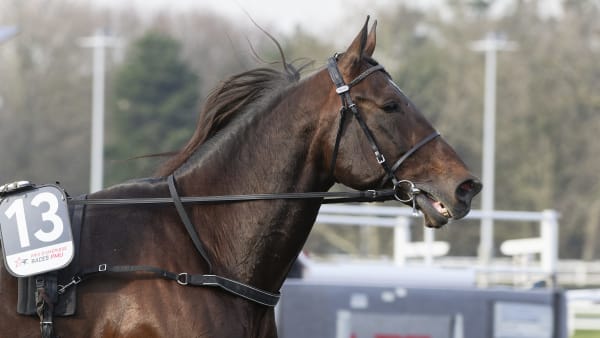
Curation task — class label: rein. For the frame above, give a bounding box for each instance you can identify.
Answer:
[68,188,396,206]
[56,56,441,311]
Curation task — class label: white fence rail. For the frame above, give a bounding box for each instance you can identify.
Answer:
[316,204,560,286]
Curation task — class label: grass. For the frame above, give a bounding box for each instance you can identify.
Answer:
[573,331,600,338]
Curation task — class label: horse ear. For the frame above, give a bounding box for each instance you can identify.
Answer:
[338,16,371,73]
[364,20,377,57]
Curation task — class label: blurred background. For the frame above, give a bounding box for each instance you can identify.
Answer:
[1,1,600,337]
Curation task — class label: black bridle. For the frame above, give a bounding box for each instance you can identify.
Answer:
[55,56,441,310]
[326,54,440,203]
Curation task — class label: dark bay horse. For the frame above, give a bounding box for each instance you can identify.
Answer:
[0,18,481,337]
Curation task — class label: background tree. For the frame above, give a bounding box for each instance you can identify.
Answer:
[0,1,102,194]
[105,32,199,185]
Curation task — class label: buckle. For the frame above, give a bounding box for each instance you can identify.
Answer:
[177,273,189,286]
[98,264,107,272]
[375,152,386,164]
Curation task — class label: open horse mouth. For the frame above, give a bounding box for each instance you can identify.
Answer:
[414,191,453,228]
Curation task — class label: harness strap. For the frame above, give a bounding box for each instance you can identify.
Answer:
[58,264,280,307]
[186,274,280,307]
[167,174,213,273]
[35,274,58,338]
[165,174,280,306]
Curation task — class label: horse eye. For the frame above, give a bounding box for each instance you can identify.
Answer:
[381,102,400,113]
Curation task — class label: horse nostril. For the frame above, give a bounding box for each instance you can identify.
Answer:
[456,179,482,202]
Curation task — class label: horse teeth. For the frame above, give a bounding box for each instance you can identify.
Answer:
[440,207,450,218]
[434,201,450,218]
[432,200,449,217]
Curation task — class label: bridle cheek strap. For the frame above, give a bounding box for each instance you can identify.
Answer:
[326,55,440,201]
[326,57,393,182]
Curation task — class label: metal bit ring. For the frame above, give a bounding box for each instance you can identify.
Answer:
[394,180,420,202]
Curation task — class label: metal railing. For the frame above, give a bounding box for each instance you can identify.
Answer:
[315,204,560,287]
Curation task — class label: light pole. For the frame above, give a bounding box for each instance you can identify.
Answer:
[79,29,120,193]
[0,26,18,111]
[470,32,517,268]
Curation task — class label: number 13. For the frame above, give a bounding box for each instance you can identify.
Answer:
[4,192,64,248]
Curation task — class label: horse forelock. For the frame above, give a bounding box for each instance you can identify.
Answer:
[157,66,301,176]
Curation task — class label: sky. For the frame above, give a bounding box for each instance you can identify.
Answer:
[96,0,405,35]
[95,0,565,36]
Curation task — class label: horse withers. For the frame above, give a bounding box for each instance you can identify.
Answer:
[0,18,481,337]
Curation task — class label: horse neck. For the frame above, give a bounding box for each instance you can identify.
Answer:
[174,71,333,291]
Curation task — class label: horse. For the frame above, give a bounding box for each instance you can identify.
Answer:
[0,18,481,337]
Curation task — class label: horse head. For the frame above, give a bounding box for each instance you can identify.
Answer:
[322,18,481,228]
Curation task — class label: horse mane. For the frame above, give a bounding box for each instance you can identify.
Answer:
[157,65,305,176]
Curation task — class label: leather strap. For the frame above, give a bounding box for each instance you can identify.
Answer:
[167,174,213,273]
[187,274,280,307]
[329,107,348,177]
[68,189,396,206]
[59,263,280,307]
[35,274,58,338]
[385,131,440,186]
